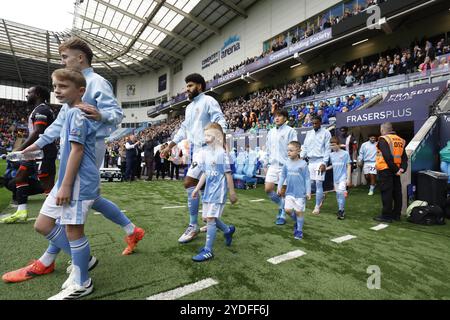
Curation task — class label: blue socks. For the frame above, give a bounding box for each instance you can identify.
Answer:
[205,220,217,252]
[279,198,286,218]
[215,218,230,234]
[337,192,346,211]
[268,191,281,206]
[296,215,304,232]
[46,242,61,255]
[187,187,200,226]
[45,224,71,255]
[92,196,131,227]
[315,181,324,207]
[69,236,90,286]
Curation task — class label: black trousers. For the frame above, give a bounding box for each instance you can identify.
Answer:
[170,163,180,180]
[144,157,154,180]
[378,169,402,218]
[125,157,136,181]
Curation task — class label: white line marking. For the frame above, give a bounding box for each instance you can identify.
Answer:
[28,218,37,221]
[94,211,102,215]
[267,250,306,265]
[162,205,186,209]
[146,278,218,300]
[250,199,265,202]
[331,235,357,243]
[371,224,389,231]
[121,210,127,213]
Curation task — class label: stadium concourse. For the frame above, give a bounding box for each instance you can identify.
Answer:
[1,0,450,304]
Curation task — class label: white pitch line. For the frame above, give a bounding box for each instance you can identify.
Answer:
[94,211,102,215]
[267,250,306,265]
[162,205,186,209]
[371,224,389,231]
[28,218,37,221]
[146,278,218,300]
[331,235,357,243]
[250,199,265,202]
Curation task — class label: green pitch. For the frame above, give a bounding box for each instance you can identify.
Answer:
[1,177,450,300]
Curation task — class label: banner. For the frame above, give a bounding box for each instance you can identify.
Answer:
[158,74,167,92]
[205,28,332,89]
[336,81,448,128]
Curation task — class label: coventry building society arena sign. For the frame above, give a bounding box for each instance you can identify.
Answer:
[202,35,241,70]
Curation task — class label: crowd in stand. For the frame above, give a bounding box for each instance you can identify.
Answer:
[112,36,450,159]
[0,100,30,155]
[212,0,391,82]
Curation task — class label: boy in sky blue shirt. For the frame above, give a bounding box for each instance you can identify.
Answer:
[4,69,97,299]
[278,141,311,240]
[192,123,238,262]
[328,136,352,220]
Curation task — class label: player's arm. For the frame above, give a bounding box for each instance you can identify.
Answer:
[56,141,83,206]
[357,144,364,167]
[208,98,227,132]
[163,120,187,158]
[17,123,45,151]
[25,106,67,152]
[226,172,237,204]
[305,166,311,200]
[76,79,123,124]
[277,165,287,196]
[346,163,352,187]
[319,131,331,173]
[192,173,206,199]
[300,134,308,159]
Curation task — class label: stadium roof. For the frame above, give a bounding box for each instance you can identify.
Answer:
[0,0,259,88]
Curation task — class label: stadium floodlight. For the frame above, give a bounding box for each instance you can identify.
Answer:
[352,39,369,46]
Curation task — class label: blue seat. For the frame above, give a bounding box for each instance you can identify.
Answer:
[233,152,247,181]
[243,151,258,186]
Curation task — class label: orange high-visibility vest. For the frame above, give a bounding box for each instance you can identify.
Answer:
[375,134,405,171]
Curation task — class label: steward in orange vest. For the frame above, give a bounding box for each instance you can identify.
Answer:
[373,124,408,223]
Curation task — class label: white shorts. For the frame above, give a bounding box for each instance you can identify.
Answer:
[265,165,286,185]
[309,161,326,181]
[186,150,203,180]
[285,195,306,212]
[40,193,94,225]
[334,181,347,192]
[363,162,377,175]
[202,203,225,219]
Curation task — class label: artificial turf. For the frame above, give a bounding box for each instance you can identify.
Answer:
[1,177,450,300]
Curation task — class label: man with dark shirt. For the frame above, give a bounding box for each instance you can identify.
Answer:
[1,86,57,223]
[374,123,408,223]
[143,133,156,181]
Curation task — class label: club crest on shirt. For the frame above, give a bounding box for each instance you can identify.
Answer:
[70,128,81,137]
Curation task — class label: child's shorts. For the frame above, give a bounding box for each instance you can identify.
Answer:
[202,202,225,219]
[40,193,94,225]
[285,195,306,212]
[363,162,377,175]
[334,181,347,193]
[308,161,326,181]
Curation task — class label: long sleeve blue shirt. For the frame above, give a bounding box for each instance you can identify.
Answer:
[172,93,227,151]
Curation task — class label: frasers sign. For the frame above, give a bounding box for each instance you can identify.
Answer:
[344,107,413,124]
[385,86,442,103]
[202,35,241,69]
[336,81,448,129]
